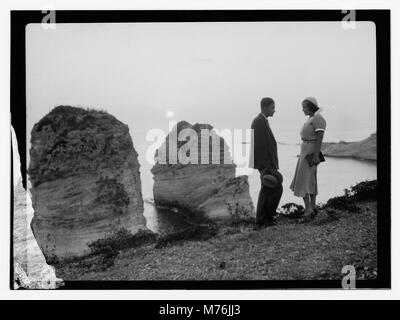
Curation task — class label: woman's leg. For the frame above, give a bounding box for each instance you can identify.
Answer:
[310,194,317,210]
[302,193,313,215]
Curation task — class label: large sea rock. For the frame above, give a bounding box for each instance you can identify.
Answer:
[12,126,62,289]
[28,106,146,260]
[321,133,376,161]
[151,121,254,219]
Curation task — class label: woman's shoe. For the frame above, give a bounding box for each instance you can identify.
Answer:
[299,210,314,223]
[311,208,319,218]
[299,215,312,223]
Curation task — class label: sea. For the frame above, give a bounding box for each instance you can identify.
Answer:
[20,126,377,236]
[138,134,377,234]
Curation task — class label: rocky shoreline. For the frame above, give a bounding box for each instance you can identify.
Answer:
[17,107,256,281]
[15,105,377,285]
[321,133,376,161]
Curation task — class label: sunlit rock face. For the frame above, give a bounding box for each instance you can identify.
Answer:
[28,106,146,260]
[12,126,62,289]
[151,121,254,219]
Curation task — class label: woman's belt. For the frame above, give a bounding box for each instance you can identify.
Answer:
[301,139,316,143]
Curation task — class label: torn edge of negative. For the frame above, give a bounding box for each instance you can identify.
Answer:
[11,123,63,289]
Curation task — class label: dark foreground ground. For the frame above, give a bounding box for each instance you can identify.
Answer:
[55,199,377,281]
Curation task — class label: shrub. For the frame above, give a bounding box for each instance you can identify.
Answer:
[228,216,255,228]
[324,180,376,213]
[349,180,377,200]
[156,224,218,249]
[277,203,305,219]
[226,202,252,219]
[325,196,361,213]
[53,229,157,273]
[87,228,157,256]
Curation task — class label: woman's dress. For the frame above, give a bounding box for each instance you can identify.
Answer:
[290,112,326,197]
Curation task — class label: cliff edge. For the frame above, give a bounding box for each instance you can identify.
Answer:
[321,133,376,161]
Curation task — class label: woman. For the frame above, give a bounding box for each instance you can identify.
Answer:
[290,97,326,221]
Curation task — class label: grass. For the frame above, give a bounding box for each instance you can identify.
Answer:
[54,180,377,281]
[155,224,219,249]
[322,179,377,213]
[53,223,220,273]
[55,202,377,281]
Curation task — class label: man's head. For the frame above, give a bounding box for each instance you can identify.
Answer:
[260,97,275,117]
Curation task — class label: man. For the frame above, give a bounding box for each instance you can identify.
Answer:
[249,97,283,227]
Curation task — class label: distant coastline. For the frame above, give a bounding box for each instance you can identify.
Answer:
[245,133,377,161]
[321,133,376,161]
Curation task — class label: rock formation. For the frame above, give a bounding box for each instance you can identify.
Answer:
[151,121,254,219]
[28,106,146,260]
[12,126,62,289]
[321,133,376,161]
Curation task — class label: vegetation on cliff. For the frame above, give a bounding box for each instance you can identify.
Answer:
[29,105,134,187]
[54,180,377,281]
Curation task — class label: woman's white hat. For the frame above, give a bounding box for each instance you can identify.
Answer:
[304,96,318,107]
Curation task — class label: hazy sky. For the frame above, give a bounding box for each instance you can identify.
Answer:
[26,21,376,170]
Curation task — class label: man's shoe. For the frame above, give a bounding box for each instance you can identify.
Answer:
[254,220,276,230]
[264,221,276,227]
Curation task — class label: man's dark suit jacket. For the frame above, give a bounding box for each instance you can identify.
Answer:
[250,113,279,171]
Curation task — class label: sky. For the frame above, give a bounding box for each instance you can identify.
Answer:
[26,21,376,173]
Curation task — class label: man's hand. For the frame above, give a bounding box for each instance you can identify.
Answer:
[261,167,283,184]
[312,153,320,166]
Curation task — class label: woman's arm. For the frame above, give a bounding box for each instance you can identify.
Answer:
[313,131,324,165]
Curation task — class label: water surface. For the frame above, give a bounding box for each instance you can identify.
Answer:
[142,143,377,233]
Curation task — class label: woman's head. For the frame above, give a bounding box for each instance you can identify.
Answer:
[302,97,319,116]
